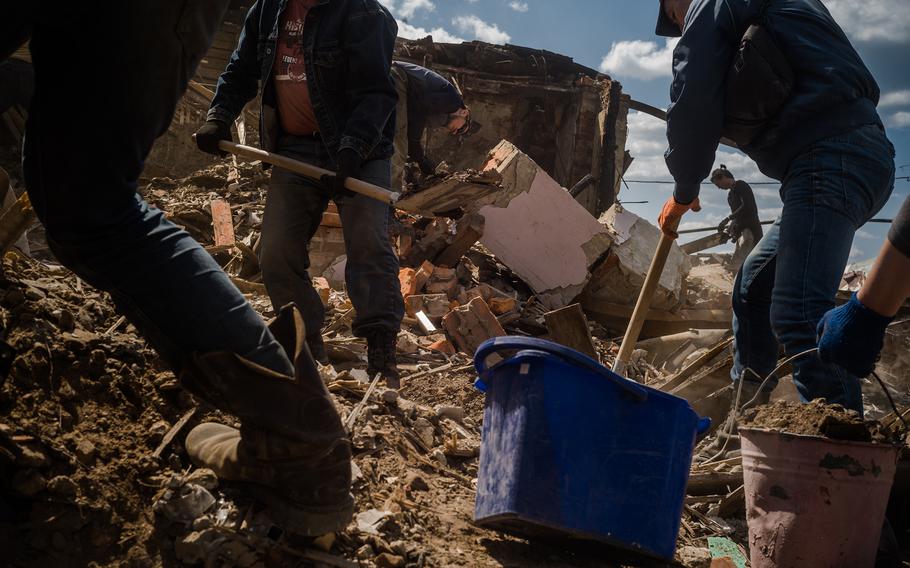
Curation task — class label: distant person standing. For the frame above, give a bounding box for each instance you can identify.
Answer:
[711,165,763,269]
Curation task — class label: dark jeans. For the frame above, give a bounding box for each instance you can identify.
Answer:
[731,125,895,413]
[3,2,293,375]
[262,136,403,339]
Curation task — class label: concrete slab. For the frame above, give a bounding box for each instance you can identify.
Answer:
[474,140,613,307]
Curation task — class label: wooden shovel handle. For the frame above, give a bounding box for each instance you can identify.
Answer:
[218,140,400,205]
[612,219,680,376]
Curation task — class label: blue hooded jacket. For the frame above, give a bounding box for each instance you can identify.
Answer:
[661,0,882,203]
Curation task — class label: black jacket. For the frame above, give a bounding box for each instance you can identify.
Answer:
[663,0,882,204]
[392,61,464,161]
[207,0,398,161]
[727,180,762,237]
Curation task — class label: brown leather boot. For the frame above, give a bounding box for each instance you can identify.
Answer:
[182,305,353,536]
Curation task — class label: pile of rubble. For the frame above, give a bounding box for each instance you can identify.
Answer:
[7,138,910,566]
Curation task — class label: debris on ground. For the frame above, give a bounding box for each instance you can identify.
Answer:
[4,26,910,568]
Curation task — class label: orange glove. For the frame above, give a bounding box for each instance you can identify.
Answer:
[658,196,701,239]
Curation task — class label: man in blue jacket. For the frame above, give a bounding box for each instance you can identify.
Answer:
[655,0,895,414]
[195,1,404,386]
[4,1,353,535]
[390,61,472,187]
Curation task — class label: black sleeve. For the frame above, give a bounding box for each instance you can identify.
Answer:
[888,196,910,258]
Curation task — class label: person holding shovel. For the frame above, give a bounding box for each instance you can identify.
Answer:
[655,0,895,415]
[194,0,405,384]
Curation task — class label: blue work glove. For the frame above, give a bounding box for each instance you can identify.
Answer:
[817,293,893,377]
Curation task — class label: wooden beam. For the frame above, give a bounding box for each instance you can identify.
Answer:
[681,232,729,254]
[544,303,598,359]
[687,471,743,496]
[660,336,734,392]
[434,214,484,268]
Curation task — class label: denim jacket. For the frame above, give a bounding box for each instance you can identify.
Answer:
[207,0,398,162]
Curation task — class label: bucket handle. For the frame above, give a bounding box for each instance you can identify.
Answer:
[473,336,649,402]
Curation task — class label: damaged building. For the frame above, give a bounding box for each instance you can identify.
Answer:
[4,9,910,568]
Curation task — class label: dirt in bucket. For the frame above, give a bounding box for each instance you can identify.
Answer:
[739,399,902,444]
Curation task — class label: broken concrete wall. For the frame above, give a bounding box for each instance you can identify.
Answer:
[576,82,631,216]
[583,205,690,311]
[473,140,612,306]
[394,39,628,214]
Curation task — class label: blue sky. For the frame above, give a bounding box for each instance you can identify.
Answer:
[383,0,910,261]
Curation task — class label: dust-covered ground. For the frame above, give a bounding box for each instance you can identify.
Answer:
[0,161,748,568]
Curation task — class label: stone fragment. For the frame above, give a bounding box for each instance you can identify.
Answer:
[584,204,690,310]
[434,405,465,422]
[376,553,407,568]
[413,418,436,449]
[47,475,78,496]
[75,439,97,466]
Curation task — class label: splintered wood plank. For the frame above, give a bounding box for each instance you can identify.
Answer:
[544,303,598,359]
[210,198,236,247]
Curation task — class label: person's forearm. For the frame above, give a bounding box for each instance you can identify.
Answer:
[857,238,910,317]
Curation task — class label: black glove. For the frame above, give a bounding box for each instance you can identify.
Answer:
[418,156,438,175]
[194,120,232,156]
[321,148,361,199]
[718,216,731,233]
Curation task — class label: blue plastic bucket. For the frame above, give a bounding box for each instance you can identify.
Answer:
[473,337,709,562]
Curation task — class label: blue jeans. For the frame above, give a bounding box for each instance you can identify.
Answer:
[8,2,293,376]
[261,136,404,339]
[731,125,895,413]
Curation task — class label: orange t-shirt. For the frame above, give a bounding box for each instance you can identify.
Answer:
[273,0,319,136]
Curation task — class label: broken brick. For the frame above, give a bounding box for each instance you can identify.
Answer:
[428,337,456,356]
[209,198,235,247]
[398,268,416,299]
[442,297,506,355]
[426,267,460,299]
[404,294,452,318]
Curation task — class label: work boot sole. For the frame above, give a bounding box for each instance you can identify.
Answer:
[186,423,354,535]
[248,483,354,537]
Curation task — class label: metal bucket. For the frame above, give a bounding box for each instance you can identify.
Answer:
[740,428,899,568]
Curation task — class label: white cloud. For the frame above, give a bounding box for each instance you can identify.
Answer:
[453,15,511,44]
[856,229,876,240]
[822,0,910,43]
[598,38,679,81]
[389,0,435,19]
[397,20,465,43]
[850,245,866,260]
[509,1,529,12]
[890,111,910,129]
[880,90,910,109]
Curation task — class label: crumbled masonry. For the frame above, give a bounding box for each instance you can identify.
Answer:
[3,20,910,568]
